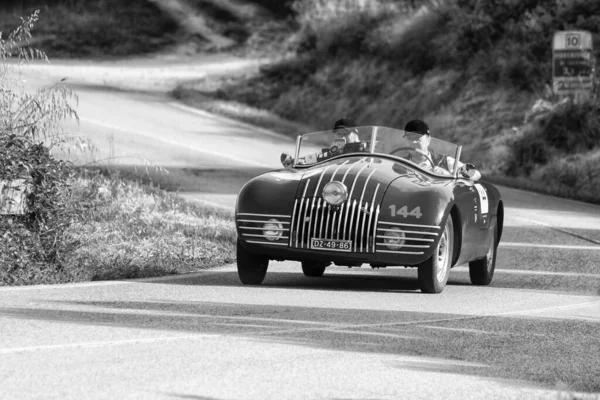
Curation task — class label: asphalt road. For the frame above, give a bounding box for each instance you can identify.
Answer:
[2,59,600,400]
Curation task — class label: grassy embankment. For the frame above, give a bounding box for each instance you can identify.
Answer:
[174,0,600,204]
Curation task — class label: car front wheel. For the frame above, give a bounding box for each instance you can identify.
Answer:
[418,216,454,294]
[469,223,498,285]
[301,261,328,277]
[237,239,269,285]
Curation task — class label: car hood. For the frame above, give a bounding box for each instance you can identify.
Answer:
[295,156,451,203]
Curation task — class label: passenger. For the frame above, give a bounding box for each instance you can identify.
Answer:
[403,119,481,180]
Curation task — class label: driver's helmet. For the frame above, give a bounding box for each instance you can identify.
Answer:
[333,117,360,144]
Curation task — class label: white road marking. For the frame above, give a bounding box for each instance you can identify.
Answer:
[252,300,600,338]
[415,325,516,336]
[509,215,600,245]
[0,333,220,355]
[169,102,292,141]
[500,242,600,250]
[453,266,600,278]
[78,115,275,168]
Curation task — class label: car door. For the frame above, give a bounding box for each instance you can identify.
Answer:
[453,177,487,263]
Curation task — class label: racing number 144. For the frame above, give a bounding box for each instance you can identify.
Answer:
[389,205,422,219]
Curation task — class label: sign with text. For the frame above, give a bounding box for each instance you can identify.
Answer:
[0,180,30,215]
[552,31,594,98]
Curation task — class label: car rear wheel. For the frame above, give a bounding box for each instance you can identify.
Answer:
[469,223,498,285]
[301,261,328,277]
[418,216,454,294]
[237,239,269,285]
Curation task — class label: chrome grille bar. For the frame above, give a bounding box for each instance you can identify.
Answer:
[237,219,291,224]
[365,184,380,253]
[288,198,298,247]
[342,163,369,242]
[335,203,344,240]
[312,165,331,197]
[295,179,311,248]
[359,201,369,253]
[313,197,322,239]
[372,204,381,251]
[377,221,441,229]
[243,233,290,239]
[240,226,288,231]
[238,213,291,218]
[355,168,376,252]
[329,161,349,182]
[246,240,288,246]
[377,228,439,236]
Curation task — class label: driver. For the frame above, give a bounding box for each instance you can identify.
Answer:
[403,119,480,179]
[280,117,362,168]
[332,117,360,145]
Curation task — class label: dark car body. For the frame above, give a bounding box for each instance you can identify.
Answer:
[235,126,504,293]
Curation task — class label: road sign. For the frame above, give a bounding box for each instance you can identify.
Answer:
[0,180,30,215]
[552,31,595,98]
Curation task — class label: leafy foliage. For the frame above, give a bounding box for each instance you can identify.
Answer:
[0,11,82,283]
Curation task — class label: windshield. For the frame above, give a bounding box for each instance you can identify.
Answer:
[294,126,462,176]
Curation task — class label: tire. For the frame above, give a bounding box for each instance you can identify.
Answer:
[237,239,269,285]
[469,224,498,286]
[418,216,454,294]
[301,261,327,277]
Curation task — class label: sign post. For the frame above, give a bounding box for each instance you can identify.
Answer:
[552,31,595,101]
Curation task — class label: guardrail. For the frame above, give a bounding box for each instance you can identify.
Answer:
[0,180,31,216]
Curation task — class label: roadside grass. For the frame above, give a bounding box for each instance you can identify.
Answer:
[1,169,236,286]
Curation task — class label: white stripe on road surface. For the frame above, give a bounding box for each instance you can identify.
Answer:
[0,334,220,355]
[500,242,600,250]
[78,116,276,169]
[454,266,600,278]
[169,102,292,141]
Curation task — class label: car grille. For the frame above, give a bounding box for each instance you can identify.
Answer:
[237,213,292,246]
[375,221,441,255]
[290,161,381,253]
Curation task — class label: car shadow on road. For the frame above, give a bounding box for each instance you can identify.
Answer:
[155,268,424,293]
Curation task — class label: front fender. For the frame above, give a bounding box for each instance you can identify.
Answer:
[236,169,303,234]
[378,178,454,261]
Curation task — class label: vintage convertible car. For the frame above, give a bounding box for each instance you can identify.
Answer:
[235,126,504,293]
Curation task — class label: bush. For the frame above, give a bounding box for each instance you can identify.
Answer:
[539,101,600,153]
[0,11,82,283]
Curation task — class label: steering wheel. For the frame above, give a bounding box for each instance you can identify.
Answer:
[389,146,435,169]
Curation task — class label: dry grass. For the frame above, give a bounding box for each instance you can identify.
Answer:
[1,170,236,286]
[65,171,236,282]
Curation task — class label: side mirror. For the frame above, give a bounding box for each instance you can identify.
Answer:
[460,163,481,181]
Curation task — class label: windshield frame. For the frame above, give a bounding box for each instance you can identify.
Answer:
[292,126,463,177]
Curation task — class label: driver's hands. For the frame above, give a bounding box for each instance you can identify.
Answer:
[411,149,431,168]
[280,153,293,168]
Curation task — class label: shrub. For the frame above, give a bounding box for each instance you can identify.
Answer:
[539,101,600,154]
[0,11,81,282]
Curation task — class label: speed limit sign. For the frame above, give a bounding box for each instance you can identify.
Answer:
[552,31,594,98]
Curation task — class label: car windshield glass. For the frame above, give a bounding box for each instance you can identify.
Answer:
[295,126,461,175]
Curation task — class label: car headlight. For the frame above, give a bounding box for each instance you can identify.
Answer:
[322,181,348,206]
[384,227,406,250]
[263,219,283,241]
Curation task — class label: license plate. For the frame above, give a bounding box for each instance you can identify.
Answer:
[311,238,352,252]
